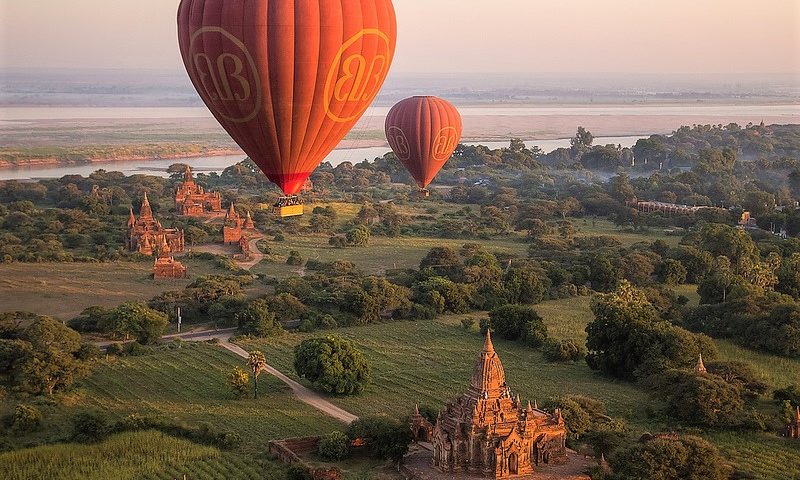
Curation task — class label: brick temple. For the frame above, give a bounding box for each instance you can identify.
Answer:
[175,166,222,216]
[426,331,568,477]
[126,193,185,255]
[153,237,187,279]
[222,202,256,244]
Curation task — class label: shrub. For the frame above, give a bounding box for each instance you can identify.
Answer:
[123,341,149,356]
[75,343,102,361]
[318,430,350,461]
[228,367,250,399]
[71,411,109,443]
[329,235,347,248]
[236,299,283,337]
[485,304,549,347]
[287,250,304,266]
[346,416,412,463]
[294,336,371,395]
[461,318,475,331]
[609,434,730,480]
[106,343,124,355]
[11,404,42,434]
[543,339,585,362]
[286,464,312,480]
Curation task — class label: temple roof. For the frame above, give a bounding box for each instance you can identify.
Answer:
[140,192,153,219]
[469,330,508,398]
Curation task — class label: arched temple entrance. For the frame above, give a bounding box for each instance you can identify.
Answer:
[508,452,518,475]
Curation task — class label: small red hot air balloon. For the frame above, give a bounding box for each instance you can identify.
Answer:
[178,0,397,216]
[385,96,462,196]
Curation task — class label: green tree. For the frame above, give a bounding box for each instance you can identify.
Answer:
[586,281,716,380]
[105,302,168,345]
[346,225,370,247]
[318,430,350,461]
[228,366,250,399]
[286,250,304,266]
[420,246,461,275]
[346,416,412,464]
[294,336,371,395]
[247,351,267,399]
[485,304,549,347]
[609,434,730,480]
[236,299,283,337]
[18,316,90,396]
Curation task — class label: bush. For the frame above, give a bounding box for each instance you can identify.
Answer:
[75,343,102,361]
[294,336,371,395]
[124,341,149,356]
[346,416,411,463]
[543,339,585,362]
[460,318,475,331]
[287,250,304,266]
[106,343,124,356]
[318,430,350,461]
[485,304,549,347]
[71,411,109,443]
[329,235,347,248]
[228,367,250,399]
[286,464,312,480]
[236,299,284,337]
[609,434,730,480]
[11,404,42,434]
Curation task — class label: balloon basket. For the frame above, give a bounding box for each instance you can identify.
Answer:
[274,197,304,218]
[419,188,430,198]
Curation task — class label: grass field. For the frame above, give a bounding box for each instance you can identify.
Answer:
[252,234,531,277]
[0,258,266,320]
[78,343,342,449]
[0,430,281,480]
[238,296,800,480]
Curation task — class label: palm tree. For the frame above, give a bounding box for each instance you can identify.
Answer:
[247,351,267,399]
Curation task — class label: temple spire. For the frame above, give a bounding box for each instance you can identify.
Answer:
[483,329,494,353]
[139,192,153,219]
[128,207,136,227]
[796,406,800,422]
[695,353,707,374]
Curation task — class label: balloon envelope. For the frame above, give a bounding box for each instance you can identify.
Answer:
[385,96,462,189]
[178,0,397,195]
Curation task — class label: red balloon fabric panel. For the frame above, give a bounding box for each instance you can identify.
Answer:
[179,0,397,195]
[385,96,463,189]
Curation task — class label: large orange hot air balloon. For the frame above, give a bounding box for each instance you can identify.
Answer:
[178,0,397,214]
[385,96,462,196]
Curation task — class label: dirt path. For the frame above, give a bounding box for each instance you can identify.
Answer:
[219,340,358,424]
[236,236,265,271]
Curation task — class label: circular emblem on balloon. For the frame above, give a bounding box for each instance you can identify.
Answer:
[187,27,262,123]
[324,29,392,123]
[386,126,412,161]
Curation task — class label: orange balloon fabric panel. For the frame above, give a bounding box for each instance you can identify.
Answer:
[178,0,397,195]
[385,96,463,189]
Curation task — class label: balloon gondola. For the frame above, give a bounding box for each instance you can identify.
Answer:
[385,96,463,197]
[178,0,398,216]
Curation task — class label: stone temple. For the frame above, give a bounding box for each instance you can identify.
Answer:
[126,193,185,255]
[174,166,222,216]
[429,330,568,477]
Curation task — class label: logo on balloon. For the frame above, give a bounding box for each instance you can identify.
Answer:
[188,27,262,123]
[325,29,392,123]
[432,127,460,161]
[386,126,412,161]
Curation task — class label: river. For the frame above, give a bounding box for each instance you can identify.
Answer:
[0,137,643,181]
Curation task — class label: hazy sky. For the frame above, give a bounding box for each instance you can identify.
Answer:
[2,0,798,75]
